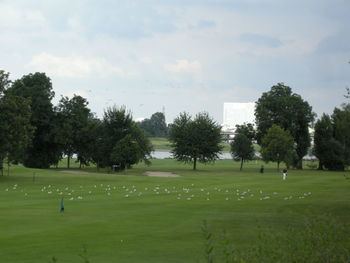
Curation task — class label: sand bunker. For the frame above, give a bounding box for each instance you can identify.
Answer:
[145,171,180,177]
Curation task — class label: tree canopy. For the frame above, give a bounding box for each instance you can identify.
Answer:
[6,73,60,168]
[313,114,334,170]
[314,103,350,171]
[98,106,153,170]
[255,83,315,169]
[235,123,256,141]
[230,133,255,171]
[260,124,295,170]
[2,68,350,172]
[169,112,223,170]
[55,95,93,168]
[332,104,350,167]
[137,112,168,137]
[0,70,11,97]
[0,71,34,173]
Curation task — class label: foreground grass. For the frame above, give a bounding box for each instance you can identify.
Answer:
[0,159,349,262]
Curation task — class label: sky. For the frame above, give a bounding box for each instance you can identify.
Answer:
[1,0,349,124]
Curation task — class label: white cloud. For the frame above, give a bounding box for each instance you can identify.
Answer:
[139,56,153,64]
[28,52,125,78]
[0,4,45,26]
[164,59,202,73]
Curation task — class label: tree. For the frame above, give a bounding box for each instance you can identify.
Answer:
[332,105,350,169]
[235,123,256,141]
[230,133,255,171]
[0,70,11,97]
[260,125,295,170]
[76,117,102,168]
[0,71,34,174]
[314,104,350,171]
[313,114,334,170]
[255,83,315,169]
[55,95,92,168]
[169,112,223,170]
[138,112,168,137]
[6,72,60,168]
[98,106,153,170]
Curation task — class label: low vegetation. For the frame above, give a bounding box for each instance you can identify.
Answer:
[0,159,349,262]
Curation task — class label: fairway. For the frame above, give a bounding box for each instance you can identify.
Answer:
[150,137,232,152]
[1,159,350,262]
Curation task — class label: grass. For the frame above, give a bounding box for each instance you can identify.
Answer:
[0,159,350,262]
[150,137,232,152]
[149,137,172,151]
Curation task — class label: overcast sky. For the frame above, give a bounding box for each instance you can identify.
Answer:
[1,0,349,123]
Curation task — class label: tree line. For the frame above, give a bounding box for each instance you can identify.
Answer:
[0,71,153,174]
[1,70,349,173]
[170,83,350,171]
[136,112,169,137]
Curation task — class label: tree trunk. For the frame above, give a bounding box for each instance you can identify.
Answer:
[317,160,323,170]
[277,160,280,171]
[67,153,71,169]
[0,158,3,176]
[193,158,197,170]
[296,158,303,169]
[240,158,244,171]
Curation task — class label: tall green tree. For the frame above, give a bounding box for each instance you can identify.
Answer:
[138,112,168,137]
[313,114,333,170]
[314,103,350,171]
[110,123,152,170]
[260,125,295,170]
[99,106,133,168]
[76,117,102,168]
[255,83,315,169]
[0,71,34,174]
[0,95,34,163]
[230,133,255,171]
[169,112,223,170]
[99,106,153,170]
[56,95,92,168]
[235,123,256,141]
[332,104,350,169]
[7,72,60,168]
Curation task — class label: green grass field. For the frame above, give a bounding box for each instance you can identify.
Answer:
[150,137,172,150]
[150,137,232,152]
[1,159,350,262]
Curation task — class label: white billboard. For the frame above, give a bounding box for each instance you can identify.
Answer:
[223,102,255,130]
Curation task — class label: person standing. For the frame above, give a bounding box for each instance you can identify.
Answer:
[282,168,287,180]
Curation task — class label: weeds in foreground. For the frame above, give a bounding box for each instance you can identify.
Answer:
[202,220,215,263]
[202,214,350,263]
